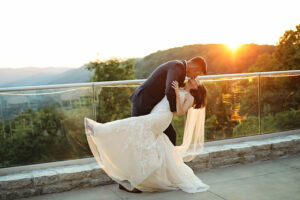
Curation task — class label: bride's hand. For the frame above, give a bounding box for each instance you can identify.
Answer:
[171,81,179,93]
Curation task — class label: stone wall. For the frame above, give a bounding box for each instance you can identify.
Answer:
[0,163,114,200]
[187,134,300,172]
[1,134,300,200]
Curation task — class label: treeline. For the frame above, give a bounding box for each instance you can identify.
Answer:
[134,44,275,78]
[0,106,92,167]
[248,24,300,72]
[134,25,299,78]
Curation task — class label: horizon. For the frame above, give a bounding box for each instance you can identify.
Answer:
[0,43,274,69]
[0,0,299,68]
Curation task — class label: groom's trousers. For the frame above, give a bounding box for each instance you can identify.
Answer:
[131,101,177,146]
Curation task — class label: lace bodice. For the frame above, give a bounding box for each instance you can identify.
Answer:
[150,89,188,114]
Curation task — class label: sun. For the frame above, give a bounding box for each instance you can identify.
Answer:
[226,42,242,52]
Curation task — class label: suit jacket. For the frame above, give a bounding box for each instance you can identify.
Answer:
[130,59,187,113]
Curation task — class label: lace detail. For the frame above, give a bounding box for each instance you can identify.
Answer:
[123,117,161,177]
[83,89,209,193]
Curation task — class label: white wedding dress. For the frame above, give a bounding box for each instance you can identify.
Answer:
[84,89,210,193]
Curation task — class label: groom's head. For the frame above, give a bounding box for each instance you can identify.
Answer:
[186,56,207,79]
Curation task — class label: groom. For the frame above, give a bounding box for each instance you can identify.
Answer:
[130,56,207,145]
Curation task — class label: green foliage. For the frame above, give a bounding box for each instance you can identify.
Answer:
[234,109,300,135]
[86,58,136,122]
[0,107,91,168]
[248,53,280,72]
[244,24,300,138]
[275,24,300,70]
[87,58,135,82]
[172,114,186,145]
[95,86,136,122]
[205,114,218,140]
[249,24,300,72]
[270,108,300,131]
[233,115,259,136]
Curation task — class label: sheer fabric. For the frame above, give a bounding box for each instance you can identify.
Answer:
[175,107,206,162]
[84,90,209,193]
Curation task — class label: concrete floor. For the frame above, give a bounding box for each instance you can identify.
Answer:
[22,155,300,200]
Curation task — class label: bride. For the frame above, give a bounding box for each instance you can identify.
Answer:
[84,78,210,194]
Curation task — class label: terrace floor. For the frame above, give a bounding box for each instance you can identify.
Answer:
[21,155,300,200]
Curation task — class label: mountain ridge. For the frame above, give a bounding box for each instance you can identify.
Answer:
[0,66,91,87]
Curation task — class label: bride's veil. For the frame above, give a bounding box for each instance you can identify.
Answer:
[175,106,206,162]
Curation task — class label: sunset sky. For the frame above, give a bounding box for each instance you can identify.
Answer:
[0,0,299,68]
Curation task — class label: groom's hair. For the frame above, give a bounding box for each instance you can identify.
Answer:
[189,56,207,75]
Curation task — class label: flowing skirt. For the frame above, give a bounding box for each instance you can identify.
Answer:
[84,112,209,193]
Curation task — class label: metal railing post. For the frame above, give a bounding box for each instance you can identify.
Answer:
[258,73,262,135]
[92,82,96,120]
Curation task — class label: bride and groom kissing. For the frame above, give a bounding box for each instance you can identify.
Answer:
[84,56,210,194]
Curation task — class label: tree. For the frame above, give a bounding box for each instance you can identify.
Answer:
[87,58,135,82]
[0,106,92,168]
[275,24,300,70]
[248,53,280,72]
[246,24,300,135]
[248,24,300,72]
[86,58,136,122]
[134,44,275,78]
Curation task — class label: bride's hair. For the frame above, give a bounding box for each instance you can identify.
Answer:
[190,83,207,109]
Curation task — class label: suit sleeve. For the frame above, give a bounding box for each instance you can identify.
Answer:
[165,66,183,112]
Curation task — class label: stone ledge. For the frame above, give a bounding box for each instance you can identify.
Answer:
[1,134,300,200]
[187,134,300,172]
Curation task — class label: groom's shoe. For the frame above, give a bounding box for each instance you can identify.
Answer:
[119,184,142,193]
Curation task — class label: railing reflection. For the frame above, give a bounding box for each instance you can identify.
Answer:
[0,70,299,168]
[202,76,259,141]
[0,87,94,168]
[260,73,300,133]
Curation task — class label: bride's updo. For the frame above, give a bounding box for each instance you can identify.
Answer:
[190,83,207,109]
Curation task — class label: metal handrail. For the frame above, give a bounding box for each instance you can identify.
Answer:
[0,70,299,92]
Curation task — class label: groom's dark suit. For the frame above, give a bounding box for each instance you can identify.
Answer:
[129,59,187,145]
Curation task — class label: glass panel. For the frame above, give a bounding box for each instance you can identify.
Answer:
[0,87,94,168]
[260,73,300,133]
[93,77,260,145]
[94,84,138,122]
[172,113,187,145]
[202,76,259,141]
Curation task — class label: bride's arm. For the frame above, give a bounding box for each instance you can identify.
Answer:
[171,81,194,116]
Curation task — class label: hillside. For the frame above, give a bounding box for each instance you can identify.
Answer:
[0,66,92,87]
[0,43,276,87]
[134,44,275,78]
[0,67,70,86]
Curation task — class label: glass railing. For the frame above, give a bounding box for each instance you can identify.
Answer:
[260,72,300,133]
[0,86,94,168]
[0,70,299,168]
[202,76,259,140]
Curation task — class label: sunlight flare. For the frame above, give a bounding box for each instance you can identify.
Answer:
[226,43,242,52]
